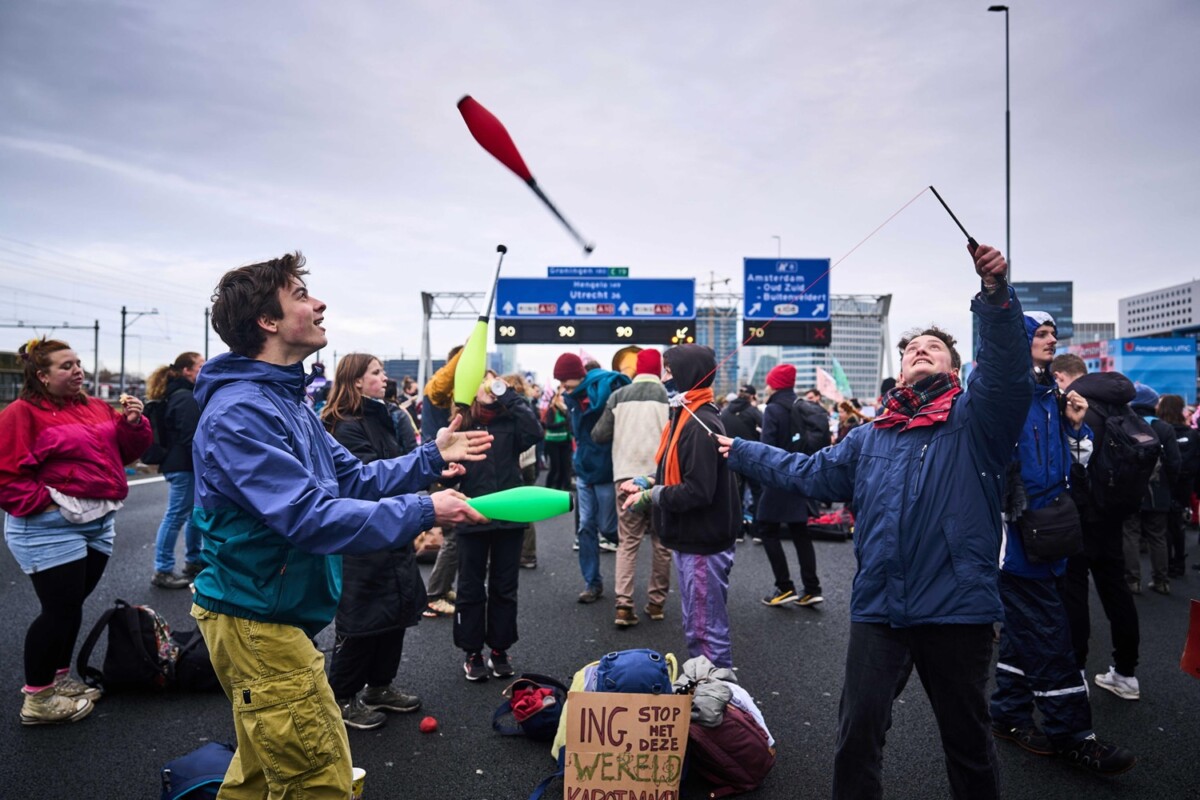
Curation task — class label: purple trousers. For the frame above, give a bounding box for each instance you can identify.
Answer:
[673,547,736,668]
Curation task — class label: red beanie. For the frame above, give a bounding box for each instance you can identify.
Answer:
[766,364,796,390]
[635,348,662,377]
[553,353,587,382]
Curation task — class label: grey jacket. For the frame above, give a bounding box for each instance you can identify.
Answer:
[591,375,669,482]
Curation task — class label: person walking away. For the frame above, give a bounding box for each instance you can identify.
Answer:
[757,363,824,607]
[1122,383,1179,595]
[592,348,671,627]
[190,253,490,798]
[621,344,739,666]
[147,351,206,589]
[321,354,429,731]
[720,244,1024,799]
[719,384,763,540]
[555,353,629,603]
[542,385,574,491]
[1157,393,1200,577]
[990,311,1135,775]
[1051,355,1145,702]
[0,338,152,725]
[444,371,543,681]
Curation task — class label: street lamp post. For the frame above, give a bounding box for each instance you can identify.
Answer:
[989,4,1010,276]
[772,235,781,258]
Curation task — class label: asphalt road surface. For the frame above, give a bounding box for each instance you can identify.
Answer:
[2,477,1197,799]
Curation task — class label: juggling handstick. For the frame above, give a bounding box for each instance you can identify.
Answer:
[457,95,595,254]
[466,486,574,523]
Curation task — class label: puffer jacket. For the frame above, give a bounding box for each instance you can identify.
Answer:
[591,375,669,482]
[191,352,445,638]
[564,368,630,484]
[0,395,152,517]
[730,288,1031,627]
[326,398,428,636]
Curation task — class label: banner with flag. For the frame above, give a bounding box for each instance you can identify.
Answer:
[831,357,854,399]
[816,367,844,403]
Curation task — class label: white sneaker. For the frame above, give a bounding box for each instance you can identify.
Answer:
[1094,666,1140,700]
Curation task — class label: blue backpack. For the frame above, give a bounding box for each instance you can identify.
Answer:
[594,648,673,694]
[160,742,234,800]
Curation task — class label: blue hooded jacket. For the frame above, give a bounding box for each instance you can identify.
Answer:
[564,368,630,484]
[730,288,1032,627]
[190,352,445,637]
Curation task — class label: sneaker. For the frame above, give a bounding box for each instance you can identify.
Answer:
[991,722,1054,756]
[1094,667,1140,701]
[796,593,825,607]
[488,649,515,679]
[182,561,205,579]
[360,685,420,713]
[520,557,538,569]
[578,586,604,604]
[598,538,619,553]
[338,694,387,730]
[424,597,455,618]
[573,537,580,551]
[761,589,796,607]
[20,687,93,726]
[644,603,665,621]
[53,673,101,703]
[150,571,191,590]
[615,607,639,627]
[1056,734,1137,775]
[464,651,489,682]
[1148,579,1170,595]
[1126,579,1141,595]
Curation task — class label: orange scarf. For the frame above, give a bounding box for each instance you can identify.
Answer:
[654,388,715,487]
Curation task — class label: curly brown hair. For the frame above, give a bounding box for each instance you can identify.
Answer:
[211,252,308,357]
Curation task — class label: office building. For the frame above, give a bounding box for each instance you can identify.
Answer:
[1121,280,1200,337]
[777,294,892,400]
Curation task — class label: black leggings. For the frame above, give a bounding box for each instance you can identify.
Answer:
[25,549,109,686]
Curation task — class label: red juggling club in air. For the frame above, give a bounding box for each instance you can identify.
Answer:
[458,95,595,255]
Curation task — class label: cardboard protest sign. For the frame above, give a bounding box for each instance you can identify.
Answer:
[564,690,691,800]
[1181,599,1200,680]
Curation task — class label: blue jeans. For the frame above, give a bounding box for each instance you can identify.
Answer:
[154,471,202,573]
[576,480,616,591]
[834,622,999,800]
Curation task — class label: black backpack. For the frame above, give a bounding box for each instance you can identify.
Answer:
[788,400,829,455]
[141,396,172,465]
[1087,404,1161,515]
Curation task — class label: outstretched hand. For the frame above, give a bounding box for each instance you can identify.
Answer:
[430,488,488,526]
[715,434,734,459]
[971,243,1007,288]
[435,414,493,463]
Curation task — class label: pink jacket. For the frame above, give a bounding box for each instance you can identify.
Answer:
[0,397,152,517]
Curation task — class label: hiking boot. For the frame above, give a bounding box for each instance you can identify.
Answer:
[1056,734,1137,775]
[424,597,455,618]
[339,694,386,730]
[53,673,101,703]
[644,603,665,621]
[762,589,796,607]
[182,561,205,579]
[796,593,824,607]
[578,586,604,604]
[615,606,639,627]
[991,722,1054,756]
[520,557,538,569]
[151,571,190,590]
[1094,667,1140,700]
[1148,579,1170,595]
[464,652,489,682]
[1126,579,1141,595]
[488,649,515,679]
[20,687,93,726]
[360,685,420,713]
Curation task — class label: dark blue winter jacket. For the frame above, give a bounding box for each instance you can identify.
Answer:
[730,288,1031,627]
[564,368,630,484]
[190,352,445,637]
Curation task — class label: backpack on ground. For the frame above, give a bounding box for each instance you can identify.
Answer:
[77,599,218,692]
[789,400,830,455]
[1088,404,1161,515]
[594,647,673,694]
[492,673,569,742]
[687,705,776,798]
[160,741,235,800]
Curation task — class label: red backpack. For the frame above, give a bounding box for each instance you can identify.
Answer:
[687,705,776,798]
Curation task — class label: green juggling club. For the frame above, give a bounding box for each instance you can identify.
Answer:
[466,486,574,523]
[453,244,507,407]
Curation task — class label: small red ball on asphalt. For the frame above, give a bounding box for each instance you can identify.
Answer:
[419,716,438,733]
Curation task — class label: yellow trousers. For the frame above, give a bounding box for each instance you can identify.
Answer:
[192,604,351,799]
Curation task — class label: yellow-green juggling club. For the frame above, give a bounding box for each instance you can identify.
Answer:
[466,486,574,523]
[453,244,507,407]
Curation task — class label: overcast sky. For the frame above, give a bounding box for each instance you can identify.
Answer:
[2,1,1197,385]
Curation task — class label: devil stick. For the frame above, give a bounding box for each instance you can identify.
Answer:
[458,95,595,255]
[928,186,978,250]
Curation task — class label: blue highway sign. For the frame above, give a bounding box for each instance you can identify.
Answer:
[497,277,695,319]
[547,266,629,277]
[743,258,831,321]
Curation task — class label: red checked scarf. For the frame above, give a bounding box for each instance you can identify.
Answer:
[876,373,961,426]
[654,388,715,486]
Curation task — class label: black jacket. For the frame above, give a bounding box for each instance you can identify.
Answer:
[327,399,428,636]
[1132,406,1180,512]
[445,390,543,535]
[651,345,739,555]
[757,389,809,524]
[160,376,201,474]
[719,397,761,442]
[1064,371,1136,436]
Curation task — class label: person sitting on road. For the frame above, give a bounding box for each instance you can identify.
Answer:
[190,252,490,798]
[718,244,1024,800]
[0,338,152,726]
